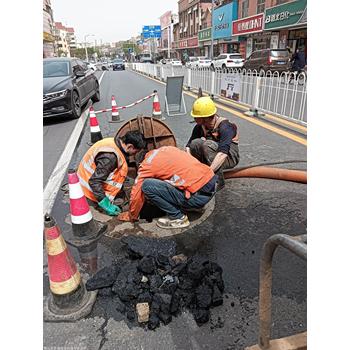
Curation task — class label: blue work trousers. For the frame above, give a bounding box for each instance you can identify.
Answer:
[141,178,214,220]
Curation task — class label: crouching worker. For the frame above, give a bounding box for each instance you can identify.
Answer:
[186,96,240,190]
[77,131,146,216]
[117,146,218,229]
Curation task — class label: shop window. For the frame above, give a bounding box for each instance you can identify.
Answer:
[242,0,249,18]
[257,0,265,14]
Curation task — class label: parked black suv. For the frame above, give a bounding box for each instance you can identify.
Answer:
[43,57,100,118]
[243,49,290,74]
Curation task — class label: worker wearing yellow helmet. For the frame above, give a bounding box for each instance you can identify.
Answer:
[186,96,240,190]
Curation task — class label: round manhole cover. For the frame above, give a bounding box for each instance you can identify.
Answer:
[89,197,216,238]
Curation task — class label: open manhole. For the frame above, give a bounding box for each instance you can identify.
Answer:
[63,115,216,237]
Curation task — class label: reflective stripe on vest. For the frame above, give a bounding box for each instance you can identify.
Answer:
[77,138,128,202]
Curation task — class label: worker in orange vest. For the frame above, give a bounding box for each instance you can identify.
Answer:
[186,96,240,190]
[77,131,145,216]
[117,146,218,229]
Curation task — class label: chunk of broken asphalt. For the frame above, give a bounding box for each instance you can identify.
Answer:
[193,308,210,325]
[138,256,156,274]
[121,236,176,259]
[159,311,172,325]
[148,313,160,330]
[86,264,120,291]
[195,284,212,309]
[212,285,223,306]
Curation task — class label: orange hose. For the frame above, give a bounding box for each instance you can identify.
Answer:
[224,166,307,184]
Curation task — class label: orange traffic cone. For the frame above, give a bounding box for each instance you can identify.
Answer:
[89,106,103,145]
[67,169,106,273]
[152,90,165,120]
[109,95,123,123]
[43,214,97,321]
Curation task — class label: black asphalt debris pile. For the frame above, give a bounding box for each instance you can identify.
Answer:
[86,236,225,329]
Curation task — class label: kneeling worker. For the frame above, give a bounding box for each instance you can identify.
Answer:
[117,146,218,229]
[186,96,240,189]
[77,131,146,216]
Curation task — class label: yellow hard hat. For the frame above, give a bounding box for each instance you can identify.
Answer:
[191,96,217,118]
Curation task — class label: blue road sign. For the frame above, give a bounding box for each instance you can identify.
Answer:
[142,25,161,38]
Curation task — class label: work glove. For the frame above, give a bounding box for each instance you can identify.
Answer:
[98,197,121,216]
[117,211,132,222]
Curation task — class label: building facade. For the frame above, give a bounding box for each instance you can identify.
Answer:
[54,22,71,57]
[65,27,77,51]
[43,0,56,58]
[159,11,179,59]
[234,0,307,58]
[176,0,212,60]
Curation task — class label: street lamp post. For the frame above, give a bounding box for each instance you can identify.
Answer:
[210,0,215,59]
[84,34,94,61]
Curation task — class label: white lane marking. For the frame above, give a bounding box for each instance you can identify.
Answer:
[43,72,105,215]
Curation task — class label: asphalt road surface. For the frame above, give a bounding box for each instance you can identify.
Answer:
[44,69,307,350]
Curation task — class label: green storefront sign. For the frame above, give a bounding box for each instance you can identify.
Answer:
[199,28,212,42]
[264,0,307,30]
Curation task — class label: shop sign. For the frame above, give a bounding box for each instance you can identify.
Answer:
[43,31,55,42]
[187,37,198,47]
[199,27,212,42]
[179,37,198,48]
[179,39,188,48]
[213,1,238,40]
[232,13,264,36]
[264,0,307,30]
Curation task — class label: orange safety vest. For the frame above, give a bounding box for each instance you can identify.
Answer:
[129,146,215,220]
[202,116,239,144]
[77,138,128,202]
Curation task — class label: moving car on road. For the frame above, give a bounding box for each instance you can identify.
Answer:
[139,53,153,63]
[84,61,98,72]
[211,53,245,70]
[112,58,125,70]
[243,49,290,74]
[43,57,100,119]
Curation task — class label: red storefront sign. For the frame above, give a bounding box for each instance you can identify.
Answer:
[179,39,188,48]
[232,13,264,36]
[187,37,198,47]
[179,37,198,49]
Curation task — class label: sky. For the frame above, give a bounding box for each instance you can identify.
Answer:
[51,0,178,44]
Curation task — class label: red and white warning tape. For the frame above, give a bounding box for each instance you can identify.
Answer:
[94,92,156,115]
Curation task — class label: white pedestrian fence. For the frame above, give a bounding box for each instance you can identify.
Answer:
[127,63,307,125]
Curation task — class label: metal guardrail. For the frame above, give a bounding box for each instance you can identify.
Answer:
[258,234,307,349]
[127,63,307,125]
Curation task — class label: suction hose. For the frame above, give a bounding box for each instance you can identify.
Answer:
[224,166,307,184]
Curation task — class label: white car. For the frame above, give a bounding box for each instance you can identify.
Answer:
[169,59,182,67]
[211,53,245,70]
[84,61,97,72]
[186,56,211,69]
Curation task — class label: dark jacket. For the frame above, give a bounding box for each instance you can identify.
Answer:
[88,139,128,202]
[291,51,306,71]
